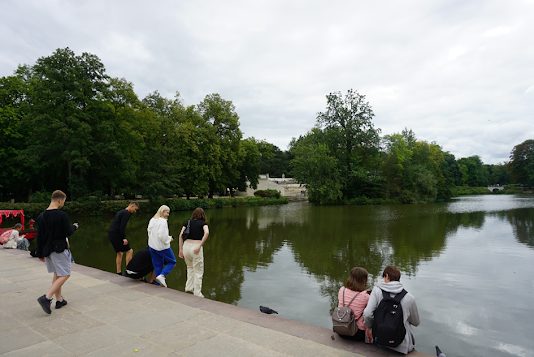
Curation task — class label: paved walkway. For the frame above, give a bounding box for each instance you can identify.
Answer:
[0,249,430,357]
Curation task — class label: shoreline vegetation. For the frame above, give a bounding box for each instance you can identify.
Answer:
[1,196,289,218]
[2,185,530,218]
[2,48,533,207]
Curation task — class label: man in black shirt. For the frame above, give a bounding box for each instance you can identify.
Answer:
[36,190,78,314]
[108,202,139,274]
[125,247,155,282]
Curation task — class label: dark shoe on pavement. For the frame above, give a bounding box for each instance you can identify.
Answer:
[37,295,52,314]
[117,272,126,276]
[55,299,68,309]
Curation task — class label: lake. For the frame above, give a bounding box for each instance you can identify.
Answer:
[56,195,534,357]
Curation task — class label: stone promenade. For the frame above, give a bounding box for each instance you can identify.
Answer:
[0,249,430,357]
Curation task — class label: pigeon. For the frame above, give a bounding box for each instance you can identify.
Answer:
[259,306,278,314]
[435,345,446,357]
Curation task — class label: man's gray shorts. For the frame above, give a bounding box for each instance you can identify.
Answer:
[45,250,72,277]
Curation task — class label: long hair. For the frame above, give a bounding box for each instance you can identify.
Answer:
[345,267,368,292]
[153,205,170,219]
[191,207,207,222]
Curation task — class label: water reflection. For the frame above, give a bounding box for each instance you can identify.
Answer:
[64,195,534,357]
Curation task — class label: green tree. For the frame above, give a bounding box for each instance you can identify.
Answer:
[137,91,185,199]
[381,129,444,202]
[457,156,488,187]
[508,139,534,187]
[236,138,261,191]
[89,77,143,198]
[258,141,293,177]
[175,105,221,198]
[19,48,112,199]
[290,130,343,204]
[197,94,242,196]
[484,163,511,186]
[316,90,381,199]
[0,75,28,198]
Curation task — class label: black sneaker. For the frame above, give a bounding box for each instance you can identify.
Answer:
[55,299,68,309]
[37,295,52,314]
[117,272,126,276]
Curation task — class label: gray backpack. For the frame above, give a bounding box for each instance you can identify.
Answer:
[332,288,362,336]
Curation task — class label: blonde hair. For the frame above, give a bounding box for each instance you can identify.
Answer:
[153,205,170,219]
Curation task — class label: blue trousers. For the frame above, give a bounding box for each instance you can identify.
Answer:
[149,247,176,277]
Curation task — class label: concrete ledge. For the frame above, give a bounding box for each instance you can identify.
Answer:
[0,248,431,356]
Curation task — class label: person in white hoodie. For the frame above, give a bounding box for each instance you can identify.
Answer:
[147,205,176,288]
[363,265,420,354]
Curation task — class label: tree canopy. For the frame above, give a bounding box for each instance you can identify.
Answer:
[0,48,522,204]
[0,48,262,201]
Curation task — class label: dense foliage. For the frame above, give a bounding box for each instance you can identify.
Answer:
[0,48,265,201]
[289,90,520,204]
[1,48,528,206]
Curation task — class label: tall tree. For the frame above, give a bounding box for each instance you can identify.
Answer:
[197,94,242,195]
[290,129,343,204]
[457,156,488,187]
[0,74,28,199]
[20,48,111,198]
[508,139,534,187]
[294,89,381,202]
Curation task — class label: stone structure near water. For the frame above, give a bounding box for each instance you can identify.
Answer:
[236,174,307,198]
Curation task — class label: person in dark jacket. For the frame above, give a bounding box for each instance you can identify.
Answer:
[125,247,155,282]
[108,202,139,274]
[36,190,78,314]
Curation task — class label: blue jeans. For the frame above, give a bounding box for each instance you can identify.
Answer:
[149,247,176,277]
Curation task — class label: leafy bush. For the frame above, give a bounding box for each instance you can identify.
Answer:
[456,186,491,195]
[254,189,281,199]
[3,196,289,217]
[29,191,52,203]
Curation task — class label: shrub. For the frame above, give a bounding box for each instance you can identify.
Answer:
[29,191,52,203]
[254,189,281,199]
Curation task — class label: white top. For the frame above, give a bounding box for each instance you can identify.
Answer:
[147,217,172,251]
[3,230,21,249]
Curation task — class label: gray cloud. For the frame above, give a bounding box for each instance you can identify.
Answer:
[2,0,533,163]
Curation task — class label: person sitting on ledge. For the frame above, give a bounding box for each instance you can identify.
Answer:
[3,223,29,251]
[363,265,420,354]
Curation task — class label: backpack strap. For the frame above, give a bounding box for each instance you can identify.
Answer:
[381,288,407,302]
[343,288,362,307]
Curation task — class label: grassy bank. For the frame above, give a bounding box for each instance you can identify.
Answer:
[456,185,524,195]
[1,196,289,218]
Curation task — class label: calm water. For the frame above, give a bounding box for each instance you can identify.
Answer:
[47,195,534,357]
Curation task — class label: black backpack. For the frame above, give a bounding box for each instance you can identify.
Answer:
[372,289,407,347]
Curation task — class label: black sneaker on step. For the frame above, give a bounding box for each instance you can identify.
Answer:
[55,299,68,309]
[37,295,52,314]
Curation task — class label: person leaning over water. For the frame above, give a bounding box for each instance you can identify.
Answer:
[178,207,209,297]
[147,205,176,288]
[108,201,139,275]
[337,267,372,342]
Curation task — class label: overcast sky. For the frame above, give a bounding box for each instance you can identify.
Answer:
[2,0,533,164]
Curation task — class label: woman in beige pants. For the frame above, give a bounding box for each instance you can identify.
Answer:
[178,208,209,297]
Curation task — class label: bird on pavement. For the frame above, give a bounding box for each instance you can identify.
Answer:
[259,306,278,314]
[435,345,446,357]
